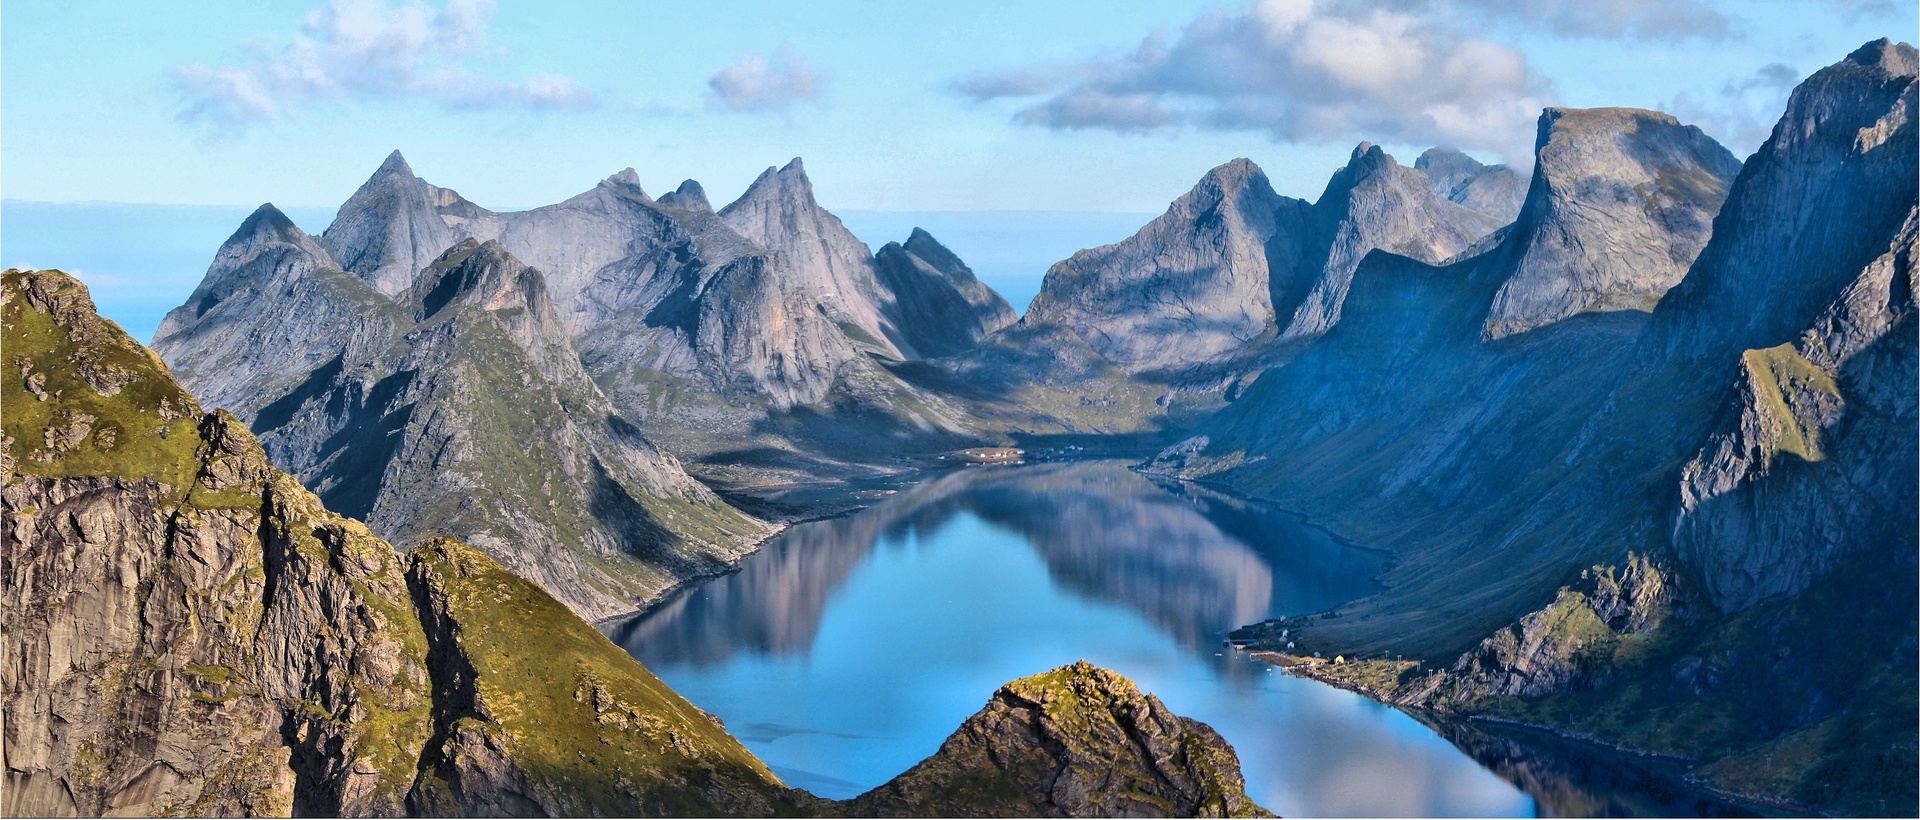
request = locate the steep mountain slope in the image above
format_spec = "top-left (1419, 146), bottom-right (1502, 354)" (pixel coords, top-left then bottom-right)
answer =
top-left (1019, 144), bottom-right (1511, 377)
top-left (1167, 40), bottom-right (1915, 813)
top-left (163, 154), bottom-right (1007, 491)
top-left (872, 228), bottom-right (1019, 359)
top-left (1278, 142), bottom-right (1511, 340)
top-left (1022, 159), bottom-right (1310, 375)
top-left (1481, 108), bottom-right (1741, 340)
top-left (717, 158), bottom-right (915, 359)
top-left (7, 268), bottom-right (1268, 818)
top-left (158, 217), bottom-right (774, 622)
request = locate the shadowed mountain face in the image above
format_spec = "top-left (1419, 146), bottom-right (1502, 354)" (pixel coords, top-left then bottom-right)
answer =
top-left (1023, 159), bottom-right (1310, 375)
top-left (1156, 40), bottom-right (1916, 815)
top-left (1019, 146), bottom-right (1511, 377)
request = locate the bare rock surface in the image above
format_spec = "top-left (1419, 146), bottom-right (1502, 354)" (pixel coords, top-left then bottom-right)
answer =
top-left (1414, 147), bottom-right (1528, 224)
top-left (1480, 108), bottom-right (1741, 340)
top-left (1023, 159), bottom-right (1309, 374)
top-left (159, 219), bottom-right (775, 622)
top-left (872, 228), bottom-right (1020, 359)
top-left (1279, 142), bottom-right (1510, 340)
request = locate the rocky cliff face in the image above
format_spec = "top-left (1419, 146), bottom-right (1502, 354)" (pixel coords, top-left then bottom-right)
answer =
top-left (1023, 159), bottom-right (1309, 375)
top-left (1657, 40), bottom-right (1917, 614)
top-left (872, 228), bottom-right (1019, 359)
top-left (161, 153), bottom-right (1004, 490)
top-left (845, 662), bottom-right (1270, 818)
top-left (1014, 143), bottom-right (1511, 383)
top-left (320, 151), bottom-right (484, 299)
top-left (248, 239), bottom-right (773, 621)
top-left (1279, 142), bottom-right (1509, 340)
top-left (718, 158), bottom-right (914, 359)
top-left (1653, 39), bottom-right (1918, 363)
top-left (1414, 147), bottom-right (1527, 224)
top-left (1480, 108), bottom-right (1741, 340)
top-left (5, 268), bottom-right (435, 816)
top-left (159, 213), bottom-right (776, 622)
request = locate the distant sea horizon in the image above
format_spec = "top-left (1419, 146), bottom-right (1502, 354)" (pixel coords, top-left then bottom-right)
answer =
top-left (3, 200), bottom-right (1154, 345)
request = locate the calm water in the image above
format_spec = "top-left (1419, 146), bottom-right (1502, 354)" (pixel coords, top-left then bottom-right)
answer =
top-left (606, 460), bottom-right (1769, 816)
top-left (607, 460), bottom-right (1545, 815)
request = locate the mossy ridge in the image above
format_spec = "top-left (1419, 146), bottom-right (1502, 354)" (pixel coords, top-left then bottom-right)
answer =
top-left (3, 268), bottom-right (205, 493)
top-left (848, 660), bottom-right (1271, 818)
top-left (1740, 343), bottom-right (1839, 463)
top-left (404, 537), bottom-right (806, 817)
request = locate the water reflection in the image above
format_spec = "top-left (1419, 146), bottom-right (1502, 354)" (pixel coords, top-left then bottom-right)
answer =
top-left (1415, 716), bottom-right (1778, 818)
top-left (615, 461), bottom-right (1384, 666)
top-left (602, 460), bottom-right (1534, 815)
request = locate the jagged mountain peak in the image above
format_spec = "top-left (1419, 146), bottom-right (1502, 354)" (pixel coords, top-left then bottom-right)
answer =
top-left (601, 167), bottom-right (648, 199)
top-left (657, 178), bottom-right (711, 211)
top-left (1848, 36), bottom-right (1917, 74)
top-left (412, 238), bottom-right (544, 319)
top-left (722, 156), bottom-right (817, 215)
top-left (903, 226), bottom-right (961, 267)
top-left (873, 228), bottom-right (1019, 358)
top-left (322, 150), bottom-right (476, 297)
top-left (374, 148), bottom-right (413, 179)
top-left (231, 202), bottom-right (307, 246)
top-left (1023, 157), bottom-right (1309, 373)
top-left (1413, 146), bottom-right (1527, 225)
top-left (1479, 105), bottom-right (1741, 340)
top-left (1650, 38), bottom-right (1916, 362)
top-left (1324, 142), bottom-right (1399, 193)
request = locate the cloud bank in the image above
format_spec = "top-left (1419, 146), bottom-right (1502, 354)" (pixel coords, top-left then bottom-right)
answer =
top-left (173, 0), bottom-right (596, 128)
top-left (959, 0), bottom-right (1555, 162)
top-left (706, 49), bottom-right (824, 113)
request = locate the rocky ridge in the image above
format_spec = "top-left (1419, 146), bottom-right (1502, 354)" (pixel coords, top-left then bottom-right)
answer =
top-left (1481, 107), bottom-right (1741, 340)
top-left (160, 152), bottom-right (999, 492)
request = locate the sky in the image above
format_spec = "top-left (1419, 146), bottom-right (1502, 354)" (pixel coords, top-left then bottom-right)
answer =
top-left (4, 0), bottom-right (1913, 216)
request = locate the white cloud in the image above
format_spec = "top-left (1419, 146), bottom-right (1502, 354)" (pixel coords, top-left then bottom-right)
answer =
top-left (958, 0), bottom-right (1554, 162)
top-left (706, 49), bottom-right (824, 113)
top-left (1662, 62), bottom-right (1802, 158)
top-left (172, 0), bottom-right (597, 128)
top-left (1419, 0), bottom-right (1736, 40)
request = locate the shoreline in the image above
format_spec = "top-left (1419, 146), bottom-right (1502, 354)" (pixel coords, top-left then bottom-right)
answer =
top-left (1245, 650), bottom-right (1825, 817)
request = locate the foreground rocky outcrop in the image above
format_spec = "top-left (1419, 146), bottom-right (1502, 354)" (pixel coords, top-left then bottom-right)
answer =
top-left (5, 268), bottom-right (1266, 818)
top-left (845, 662), bottom-right (1269, 818)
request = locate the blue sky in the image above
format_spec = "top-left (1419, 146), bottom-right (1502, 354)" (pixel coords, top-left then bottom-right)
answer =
top-left (4, 0), bottom-right (1912, 213)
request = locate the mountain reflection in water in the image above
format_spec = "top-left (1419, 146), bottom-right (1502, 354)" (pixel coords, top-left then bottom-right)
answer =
top-left (616, 461), bottom-right (1383, 666)
top-left (603, 460), bottom-right (1537, 815)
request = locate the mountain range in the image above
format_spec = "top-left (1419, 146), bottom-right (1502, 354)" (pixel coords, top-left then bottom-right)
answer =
top-left (9, 35), bottom-right (1913, 818)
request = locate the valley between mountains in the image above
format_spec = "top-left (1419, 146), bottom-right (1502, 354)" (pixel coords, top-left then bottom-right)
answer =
top-left (4, 37), bottom-right (1915, 818)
